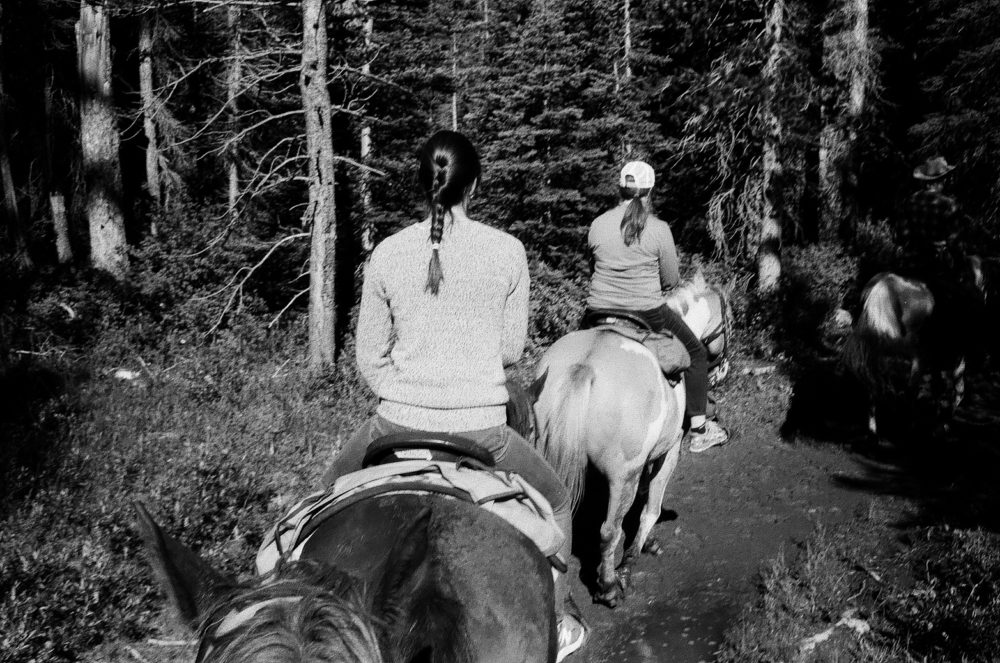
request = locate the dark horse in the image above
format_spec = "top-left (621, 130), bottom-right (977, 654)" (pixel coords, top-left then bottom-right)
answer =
top-left (137, 486), bottom-right (556, 662)
top-left (842, 268), bottom-right (984, 438)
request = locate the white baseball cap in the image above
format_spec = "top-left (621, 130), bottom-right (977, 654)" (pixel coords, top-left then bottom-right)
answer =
top-left (619, 160), bottom-right (655, 189)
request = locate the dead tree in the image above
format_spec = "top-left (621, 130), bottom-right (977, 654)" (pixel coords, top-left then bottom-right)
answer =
top-left (139, 8), bottom-right (162, 235)
top-left (77, 1), bottom-right (127, 278)
top-left (301, 0), bottom-right (337, 366)
top-left (759, 0), bottom-right (784, 294)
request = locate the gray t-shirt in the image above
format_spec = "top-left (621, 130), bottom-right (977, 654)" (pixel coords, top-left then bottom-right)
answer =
top-left (586, 202), bottom-right (680, 311)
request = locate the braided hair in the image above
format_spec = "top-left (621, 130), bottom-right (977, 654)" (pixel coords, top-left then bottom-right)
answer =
top-left (417, 131), bottom-right (481, 295)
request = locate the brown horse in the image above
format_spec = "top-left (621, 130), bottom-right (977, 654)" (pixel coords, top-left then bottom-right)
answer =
top-left (528, 273), bottom-right (728, 607)
top-left (137, 489), bottom-right (556, 663)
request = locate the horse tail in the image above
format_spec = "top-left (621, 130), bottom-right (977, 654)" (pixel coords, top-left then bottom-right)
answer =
top-left (534, 364), bottom-right (594, 513)
top-left (842, 277), bottom-right (899, 392)
top-left (505, 380), bottom-right (537, 441)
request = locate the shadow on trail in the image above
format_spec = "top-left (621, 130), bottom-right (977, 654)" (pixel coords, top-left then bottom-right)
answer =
top-left (0, 360), bottom-right (75, 508)
top-left (782, 353), bottom-right (1000, 533)
top-left (571, 464), bottom-right (679, 599)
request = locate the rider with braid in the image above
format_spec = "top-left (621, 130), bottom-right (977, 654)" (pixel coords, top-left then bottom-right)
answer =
top-left (324, 130), bottom-right (587, 662)
top-left (586, 161), bottom-right (729, 453)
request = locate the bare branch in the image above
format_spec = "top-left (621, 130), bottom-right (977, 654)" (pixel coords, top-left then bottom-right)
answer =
top-left (204, 232), bottom-right (309, 336)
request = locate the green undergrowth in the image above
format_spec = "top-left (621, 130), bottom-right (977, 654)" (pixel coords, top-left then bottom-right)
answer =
top-left (720, 500), bottom-right (1000, 663)
top-left (0, 327), bottom-right (374, 662)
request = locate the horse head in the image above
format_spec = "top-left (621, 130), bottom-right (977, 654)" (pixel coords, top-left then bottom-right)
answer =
top-left (665, 270), bottom-right (731, 384)
top-left (135, 501), bottom-right (440, 663)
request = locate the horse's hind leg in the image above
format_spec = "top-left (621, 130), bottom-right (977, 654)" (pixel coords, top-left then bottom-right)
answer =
top-left (626, 441), bottom-right (680, 563)
top-left (594, 468), bottom-right (641, 608)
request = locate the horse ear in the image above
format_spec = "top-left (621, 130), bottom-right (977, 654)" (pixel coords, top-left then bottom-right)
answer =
top-left (692, 269), bottom-right (707, 290)
top-left (377, 507), bottom-right (433, 619)
top-left (134, 501), bottom-right (233, 629)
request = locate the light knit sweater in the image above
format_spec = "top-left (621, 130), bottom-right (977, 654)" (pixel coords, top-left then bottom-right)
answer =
top-left (356, 217), bottom-right (529, 431)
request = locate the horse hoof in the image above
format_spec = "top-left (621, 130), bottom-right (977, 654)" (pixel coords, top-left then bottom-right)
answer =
top-left (594, 580), bottom-right (624, 608)
top-left (642, 537), bottom-right (664, 556)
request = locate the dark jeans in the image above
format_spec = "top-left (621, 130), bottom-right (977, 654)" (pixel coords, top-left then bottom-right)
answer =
top-left (321, 415), bottom-right (573, 610)
top-left (587, 304), bottom-right (709, 418)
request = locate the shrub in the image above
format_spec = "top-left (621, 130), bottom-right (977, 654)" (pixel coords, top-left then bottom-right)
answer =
top-left (527, 259), bottom-right (587, 352)
top-left (881, 527), bottom-right (1000, 660)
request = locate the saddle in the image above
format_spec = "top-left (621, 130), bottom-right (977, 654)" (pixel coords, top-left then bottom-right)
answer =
top-left (581, 309), bottom-right (691, 379)
top-left (257, 434), bottom-right (566, 575)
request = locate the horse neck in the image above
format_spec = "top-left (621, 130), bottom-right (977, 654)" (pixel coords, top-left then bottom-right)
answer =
top-left (666, 283), bottom-right (712, 337)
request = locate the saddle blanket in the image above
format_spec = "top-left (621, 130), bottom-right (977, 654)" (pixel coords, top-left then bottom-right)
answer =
top-left (593, 323), bottom-right (691, 376)
top-left (256, 460), bottom-right (565, 575)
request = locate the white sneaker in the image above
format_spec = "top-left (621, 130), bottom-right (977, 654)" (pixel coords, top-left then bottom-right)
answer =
top-left (556, 614), bottom-right (587, 662)
top-left (689, 420), bottom-right (729, 453)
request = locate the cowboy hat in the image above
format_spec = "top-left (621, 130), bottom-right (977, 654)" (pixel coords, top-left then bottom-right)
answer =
top-left (913, 156), bottom-right (956, 181)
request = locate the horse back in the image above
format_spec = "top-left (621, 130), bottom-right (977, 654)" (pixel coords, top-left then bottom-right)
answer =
top-left (300, 492), bottom-right (555, 663)
top-left (538, 329), bottom-right (683, 466)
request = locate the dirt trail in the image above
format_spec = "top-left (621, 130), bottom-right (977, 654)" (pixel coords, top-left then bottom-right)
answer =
top-left (564, 360), bottom-right (886, 663)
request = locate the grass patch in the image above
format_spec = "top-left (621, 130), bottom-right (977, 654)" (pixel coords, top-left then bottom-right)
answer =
top-left (720, 500), bottom-right (1000, 663)
top-left (0, 328), bottom-right (374, 662)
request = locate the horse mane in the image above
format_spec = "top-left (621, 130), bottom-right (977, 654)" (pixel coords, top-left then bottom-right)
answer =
top-left (664, 269), bottom-right (711, 317)
top-left (380, 582), bottom-right (472, 663)
top-left (199, 557), bottom-right (472, 663)
top-left (198, 560), bottom-right (383, 663)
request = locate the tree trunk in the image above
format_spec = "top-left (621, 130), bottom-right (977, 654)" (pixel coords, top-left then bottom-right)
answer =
top-left (758, 0), bottom-right (784, 294)
top-left (451, 32), bottom-right (459, 130)
top-left (0, 5), bottom-right (33, 269)
top-left (139, 10), bottom-right (161, 235)
top-left (819, 0), bottom-right (869, 242)
top-left (77, 2), bottom-right (127, 279)
top-left (842, 0), bottom-right (868, 241)
top-left (622, 0), bottom-right (632, 82)
top-left (301, 0), bottom-right (338, 367)
top-left (45, 68), bottom-right (73, 263)
top-left (359, 1), bottom-right (375, 254)
top-left (226, 4), bottom-right (242, 226)
top-left (51, 193), bottom-right (72, 263)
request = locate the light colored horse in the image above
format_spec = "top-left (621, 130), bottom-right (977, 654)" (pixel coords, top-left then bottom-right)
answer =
top-left (665, 271), bottom-right (732, 386)
top-left (842, 271), bottom-right (970, 438)
top-left (530, 272), bottom-right (729, 607)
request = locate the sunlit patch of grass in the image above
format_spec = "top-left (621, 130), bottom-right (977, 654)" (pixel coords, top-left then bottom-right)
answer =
top-left (720, 500), bottom-right (1000, 663)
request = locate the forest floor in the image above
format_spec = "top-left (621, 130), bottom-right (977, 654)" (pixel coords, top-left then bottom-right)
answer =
top-left (81, 352), bottom-right (1000, 663)
top-left (566, 354), bottom-right (1000, 663)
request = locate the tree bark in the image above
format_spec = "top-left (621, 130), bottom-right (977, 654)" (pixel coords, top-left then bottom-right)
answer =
top-left (77, 1), bottom-right (127, 279)
top-left (359, 0), bottom-right (374, 254)
top-left (301, 0), bottom-right (338, 367)
top-left (51, 194), bottom-right (72, 263)
top-left (0, 4), bottom-right (33, 268)
top-left (139, 10), bottom-right (161, 235)
top-left (758, 0), bottom-right (784, 294)
top-left (45, 68), bottom-right (73, 263)
top-left (226, 4), bottom-right (242, 226)
top-left (623, 0), bottom-right (632, 82)
top-left (819, 0), bottom-right (868, 242)
top-left (451, 32), bottom-right (459, 130)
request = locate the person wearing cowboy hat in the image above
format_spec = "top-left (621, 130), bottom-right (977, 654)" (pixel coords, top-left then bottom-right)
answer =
top-left (899, 155), bottom-right (986, 346)
top-left (901, 156), bottom-right (961, 279)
